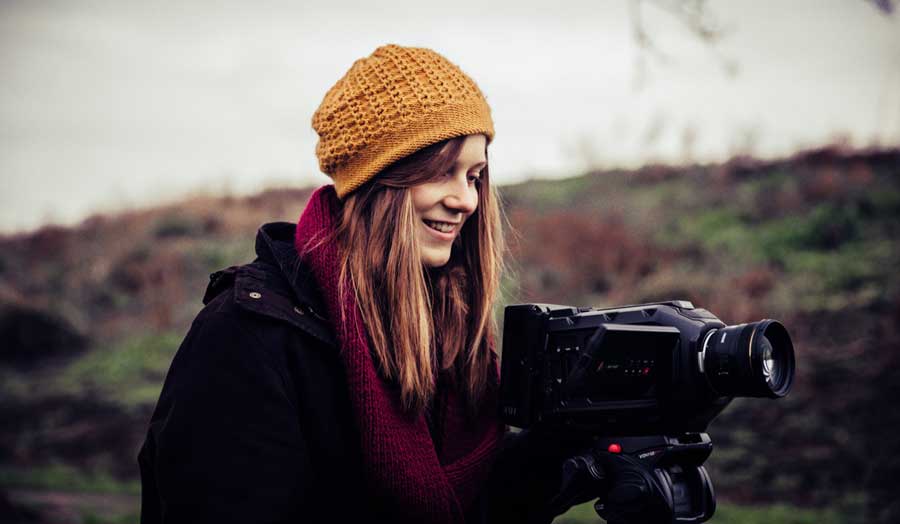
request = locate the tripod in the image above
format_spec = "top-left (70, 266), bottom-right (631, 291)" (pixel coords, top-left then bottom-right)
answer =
top-left (548, 433), bottom-right (716, 524)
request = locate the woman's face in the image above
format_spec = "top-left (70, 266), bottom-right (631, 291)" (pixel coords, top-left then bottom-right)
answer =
top-left (410, 134), bottom-right (487, 268)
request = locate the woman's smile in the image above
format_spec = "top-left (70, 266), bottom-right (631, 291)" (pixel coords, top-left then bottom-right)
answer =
top-left (423, 219), bottom-right (459, 238)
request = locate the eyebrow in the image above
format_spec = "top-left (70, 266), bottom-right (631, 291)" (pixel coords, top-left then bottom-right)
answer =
top-left (454, 160), bottom-right (487, 169)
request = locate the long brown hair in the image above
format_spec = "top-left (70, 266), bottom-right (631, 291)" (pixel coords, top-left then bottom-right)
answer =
top-left (334, 135), bottom-right (504, 416)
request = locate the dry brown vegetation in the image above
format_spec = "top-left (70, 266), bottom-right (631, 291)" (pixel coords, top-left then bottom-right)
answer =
top-left (0, 146), bottom-right (898, 523)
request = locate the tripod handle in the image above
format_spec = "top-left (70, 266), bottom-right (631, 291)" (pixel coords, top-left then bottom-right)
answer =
top-left (537, 436), bottom-right (716, 524)
top-left (592, 450), bottom-right (675, 524)
top-left (542, 452), bottom-right (607, 520)
top-left (590, 448), bottom-right (715, 524)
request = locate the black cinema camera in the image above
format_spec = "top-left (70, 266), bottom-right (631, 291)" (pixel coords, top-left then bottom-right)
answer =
top-left (499, 300), bottom-right (795, 524)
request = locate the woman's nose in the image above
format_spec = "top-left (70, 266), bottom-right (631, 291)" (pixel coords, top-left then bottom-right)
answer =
top-left (444, 175), bottom-right (478, 214)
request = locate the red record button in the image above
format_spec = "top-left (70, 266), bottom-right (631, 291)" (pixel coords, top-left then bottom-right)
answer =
top-left (608, 443), bottom-right (622, 454)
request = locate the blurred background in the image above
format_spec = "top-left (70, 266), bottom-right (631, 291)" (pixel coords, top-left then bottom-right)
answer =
top-left (1, 0), bottom-right (898, 523)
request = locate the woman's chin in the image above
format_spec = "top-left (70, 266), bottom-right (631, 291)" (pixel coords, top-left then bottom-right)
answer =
top-left (420, 247), bottom-right (451, 268)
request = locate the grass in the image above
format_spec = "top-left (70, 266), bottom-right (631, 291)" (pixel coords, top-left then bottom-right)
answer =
top-left (711, 503), bottom-right (850, 524)
top-left (3, 150), bottom-right (897, 523)
top-left (81, 512), bottom-right (140, 524)
top-left (2, 482), bottom-right (858, 524)
top-left (3, 467), bottom-right (141, 524)
top-left (658, 194), bottom-right (899, 312)
top-left (53, 331), bottom-right (182, 409)
top-left (553, 500), bottom-right (854, 524)
top-left (194, 236), bottom-right (256, 274)
top-left (0, 464), bottom-right (140, 494)
top-left (152, 214), bottom-right (206, 238)
top-left (0, 330), bottom-right (176, 406)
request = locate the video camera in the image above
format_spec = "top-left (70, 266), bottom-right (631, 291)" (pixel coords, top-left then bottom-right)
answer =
top-left (499, 300), bottom-right (795, 523)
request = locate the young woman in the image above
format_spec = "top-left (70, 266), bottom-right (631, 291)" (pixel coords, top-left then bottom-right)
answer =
top-left (138, 44), bottom-right (580, 524)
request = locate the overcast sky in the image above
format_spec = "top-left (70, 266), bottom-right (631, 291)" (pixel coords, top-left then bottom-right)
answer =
top-left (2, 0), bottom-right (899, 233)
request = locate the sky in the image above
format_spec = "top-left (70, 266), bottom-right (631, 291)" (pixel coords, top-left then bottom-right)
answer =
top-left (1, 0), bottom-right (899, 233)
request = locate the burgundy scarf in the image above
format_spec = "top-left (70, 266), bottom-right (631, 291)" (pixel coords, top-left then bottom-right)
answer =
top-left (294, 185), bottom-right (504, 523)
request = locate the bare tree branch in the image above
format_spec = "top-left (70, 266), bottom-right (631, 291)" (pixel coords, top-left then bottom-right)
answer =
top-left (866, 0), bottom-right (895, 15)
top-left (628, 0), bottom-right (737, 89)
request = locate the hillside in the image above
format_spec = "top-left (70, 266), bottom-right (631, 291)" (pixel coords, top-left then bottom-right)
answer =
top-left (1, 146), bottom-right (898, 523)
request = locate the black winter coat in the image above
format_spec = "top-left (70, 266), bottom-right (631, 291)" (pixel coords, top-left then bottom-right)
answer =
top-left (138, 222), bottom-right (572, 524)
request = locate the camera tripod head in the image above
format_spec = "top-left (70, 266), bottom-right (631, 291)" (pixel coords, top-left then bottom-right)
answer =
top-left (548, 434), bottom-right (716, 524)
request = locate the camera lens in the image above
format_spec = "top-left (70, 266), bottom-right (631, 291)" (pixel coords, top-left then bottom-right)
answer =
top-left (700, 320), bottom-right (795, 398)
top-left (759, 334), bottom-right (785, 391)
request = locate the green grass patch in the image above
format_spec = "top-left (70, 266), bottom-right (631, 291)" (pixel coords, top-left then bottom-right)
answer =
top-left (152, 214), bottom-right (205, 238)
top-left (55, 331), bottom-right (181, 408)
top-left (0, 331), bottom-right (180, 410)
top-left (0, 464), bottom-right (140, 494)
top-left (81, 512), bottom-right (141, 524)
top-left (669, 202), bottom-right (867, 263)
top-left (757, 203), bottom-right (864, 259)
top-left (712, 502), bottom-right (851, 524)
top-left (662, 196), bottom-right (898, 311)
top-left (552, 501), bottom-right (853, 524)
top-left (508, 176), bottom-right (598, 211)
top-left (671, 208), bottom-right (749, 254)
top-left (553, 500), bottom-right (601, 523)
top-left (81, 511), bottom-right (140, 524)
top-left (0, 367), bottom-right (33, 398)
top-left (195, 236), bottom-right (255, 273)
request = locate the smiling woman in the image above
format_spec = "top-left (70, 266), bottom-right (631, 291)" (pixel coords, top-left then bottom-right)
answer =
top-left (138, 44), bottom-right (576, 524)
top-left (333, 129), bottom-right (499, 420)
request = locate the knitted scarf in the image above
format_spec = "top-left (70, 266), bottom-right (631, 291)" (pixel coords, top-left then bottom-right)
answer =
top-left (294, 185), bottom-right (505, 523)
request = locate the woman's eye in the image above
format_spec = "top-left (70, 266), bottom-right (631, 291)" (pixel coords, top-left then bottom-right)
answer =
top-left (445, 169), bottom-right (482, 183)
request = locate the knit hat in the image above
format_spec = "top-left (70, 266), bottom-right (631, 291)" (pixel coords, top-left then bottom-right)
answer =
top-left (312, 44), bottom-right (495, 198)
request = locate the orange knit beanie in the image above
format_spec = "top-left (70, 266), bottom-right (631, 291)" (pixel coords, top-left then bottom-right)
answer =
top-left (312, 44), bottom-right (495, 198)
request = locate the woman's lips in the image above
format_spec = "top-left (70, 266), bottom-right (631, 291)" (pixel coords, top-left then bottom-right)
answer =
top-left (423, 219), bottom-right (458, 240)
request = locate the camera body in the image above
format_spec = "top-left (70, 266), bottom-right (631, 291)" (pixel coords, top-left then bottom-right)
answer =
top-left (499, 300), bottom-right (794, 436)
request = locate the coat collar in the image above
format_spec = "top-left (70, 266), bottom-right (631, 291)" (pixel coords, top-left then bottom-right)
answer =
top-left (203, 222), bottom-right (336, 348)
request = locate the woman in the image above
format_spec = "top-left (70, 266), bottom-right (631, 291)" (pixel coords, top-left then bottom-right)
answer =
top-left (138, 44), bottom-right (578, 524)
